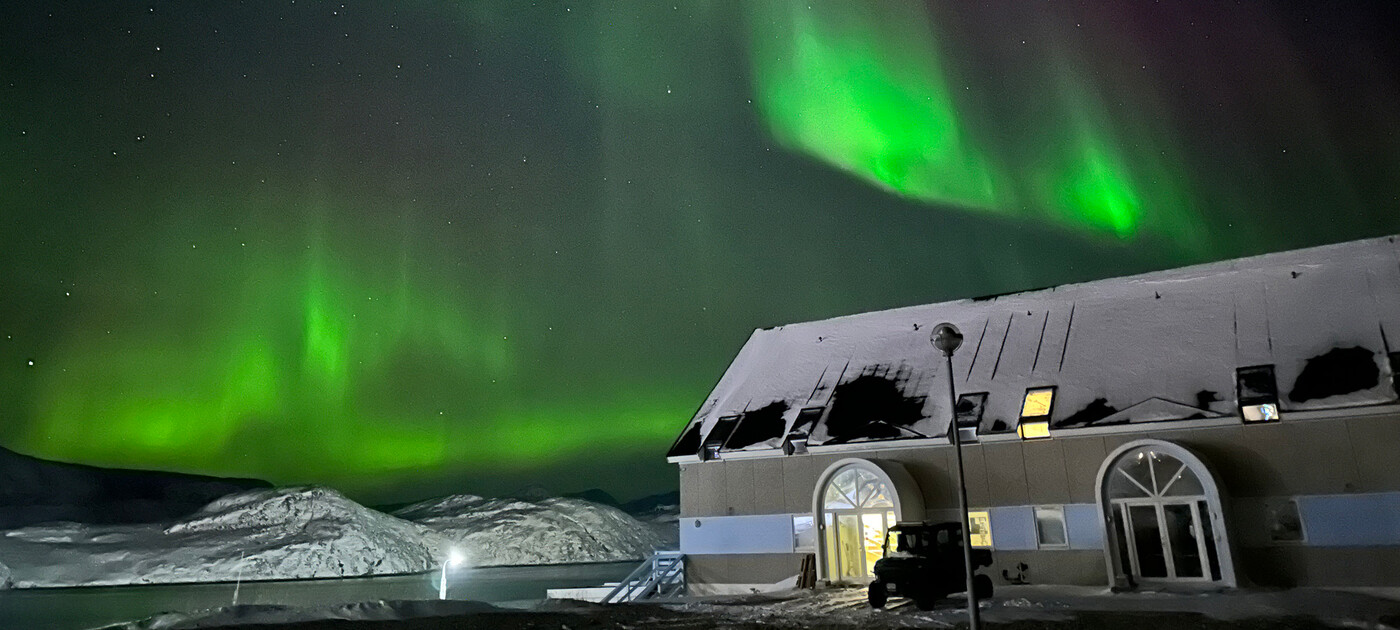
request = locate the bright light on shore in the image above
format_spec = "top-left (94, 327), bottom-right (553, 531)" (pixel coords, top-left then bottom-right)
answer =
top-left (439, 549), bottom-right (466, 600)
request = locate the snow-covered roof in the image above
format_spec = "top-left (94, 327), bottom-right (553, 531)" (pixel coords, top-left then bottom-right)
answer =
top-left (668, 235), bottom-right (1400, 459)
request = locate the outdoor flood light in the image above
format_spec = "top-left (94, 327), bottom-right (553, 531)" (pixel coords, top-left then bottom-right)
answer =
top-left (440, 547), bottom-right (465, 600)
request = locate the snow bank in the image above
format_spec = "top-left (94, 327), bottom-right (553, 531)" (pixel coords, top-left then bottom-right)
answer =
top-left (0, 558), bottom-right (12, 588)
top-left (113, 600), bottom-right (503, 630)
top-left (395, 494), bottom-right (661, 566)
top-left (0, 486), bottom-right (444, 587)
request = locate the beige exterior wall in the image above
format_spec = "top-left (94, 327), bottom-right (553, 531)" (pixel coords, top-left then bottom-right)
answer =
top-left (685, 553), bottom-right (807, 589)
top-left (678, 410), bottom-right (1400, 588)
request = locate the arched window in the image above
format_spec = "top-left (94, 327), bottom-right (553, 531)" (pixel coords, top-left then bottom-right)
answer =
top-left (823, 467), bottom-right (896, 510)
top-left (820, 465), bottom-right (896, 583)
top-left (1106, 449), bottom-right (1206, 500)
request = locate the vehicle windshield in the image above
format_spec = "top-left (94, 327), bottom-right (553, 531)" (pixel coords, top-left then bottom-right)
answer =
top-left (884, 530), bottom-right (920, 555)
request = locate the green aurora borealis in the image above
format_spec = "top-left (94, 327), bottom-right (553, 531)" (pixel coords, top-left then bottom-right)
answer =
top-left (2, 1), bottom-right (1398, 503)
top-left (745, 2), bottom-right (1199, 244)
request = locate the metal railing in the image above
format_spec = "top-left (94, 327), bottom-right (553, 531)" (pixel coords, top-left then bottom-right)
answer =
top-left (600, 551), bottom-right (685, 603)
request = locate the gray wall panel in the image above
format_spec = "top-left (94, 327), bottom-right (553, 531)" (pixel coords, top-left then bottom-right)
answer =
top-left (894, 448), bottom-right (957, 510)
top-left (697, 461), bottom-right (726, 516)
top-left (679, 464), bottom-right (701, 517)
top-left (960, 444), bottom-right (993, 506)
top-left (752, 457), bottom-right (787, 515)
top-left (1237, 546), bottom-right (1307, 587)
top-left (782, 455), bottom-right (817, 513)
top-left (724, 460), bottom-right (757, 515)
top-left (984, 442), bottom-right (1031, 506)
top-left (727, 553), bottom-right (806, 585)
top-left (1022, 439), bottom-right (1072, 505)
top-left (1303, 547), bottom-right (1389, 586)
top-left (1347, 414), bottom-right (1400, 492)
top-left (988, 549), bottom-right (1106, 587)
top-left (1279, 421), bottom-right (1357, 495)
top-left (1059, 436), bottom-right (1107, 503)
top-left (685, 554), bottom-right (729, 587)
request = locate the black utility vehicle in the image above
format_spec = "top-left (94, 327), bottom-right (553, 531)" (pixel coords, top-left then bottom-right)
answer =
top-left (868, 521), bottom-right (994, 610)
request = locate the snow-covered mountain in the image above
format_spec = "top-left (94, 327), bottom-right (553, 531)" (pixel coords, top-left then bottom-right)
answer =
top-left (0, 486), bottom-right (443, 587)
top-left (0, 485), bottom-right (666, 587)
top-left (394, 494), bottom-right (661, 567)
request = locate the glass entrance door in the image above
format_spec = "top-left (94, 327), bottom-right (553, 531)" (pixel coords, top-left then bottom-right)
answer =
top-left (1106, 448), bottom-right (1218, 583)
top-left (1117, 501), bottom-right (1209, 580)
top-left (830, 509), bottom-right (895, 581)
top-left (836, 514), bottom-right (863, 580)
top-left (821, 465), bottom-right (899, 583)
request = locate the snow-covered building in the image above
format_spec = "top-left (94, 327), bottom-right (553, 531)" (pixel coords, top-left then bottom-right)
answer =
top-left (668, 235), bottom-right (1400, 593)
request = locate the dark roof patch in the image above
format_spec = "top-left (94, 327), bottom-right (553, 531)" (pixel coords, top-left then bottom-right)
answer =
top-left (723, 401), bottom-right (790, 451)
top-left (665, 422), bottom-right (704, 458)
top-left (1054, 398), bottom-right (1118, 429)
top-left (1289, 346), bottom-right (1380, 403)
top-left (817, 369), bottom-right (927, 445)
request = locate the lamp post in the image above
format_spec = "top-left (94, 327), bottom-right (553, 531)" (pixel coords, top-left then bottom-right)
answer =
top-left (931, 322), bottom-right (980, 630)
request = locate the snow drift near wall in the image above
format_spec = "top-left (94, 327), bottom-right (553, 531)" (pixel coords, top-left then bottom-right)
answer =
top-left (395, 494), bottom-right (661, 567)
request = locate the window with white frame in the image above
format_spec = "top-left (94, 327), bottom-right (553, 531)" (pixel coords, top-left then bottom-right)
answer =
top-left (1264, 498), bottom-right (1304, 543)
top-left (792, 515), bottom-right (816, 551)
top-left (1034, 505), bottom-right (1068, 548)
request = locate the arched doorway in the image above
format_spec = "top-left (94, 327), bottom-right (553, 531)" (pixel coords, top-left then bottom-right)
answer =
top-left (1095, 440), bottom-right (1236, 588)
top-left (812, 459), bottom-right (923, 584)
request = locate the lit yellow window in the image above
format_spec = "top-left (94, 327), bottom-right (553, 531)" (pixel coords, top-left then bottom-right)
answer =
top-left (1017, 420), bottom-right (1051, 440)
top-left (966, 511), bottom-right (992, 548)
top-left (1021, 388), bottom-right (1054, 417)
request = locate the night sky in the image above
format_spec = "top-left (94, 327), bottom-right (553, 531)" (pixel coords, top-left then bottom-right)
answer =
top-left (2, 1), bottom-right (1398, 505)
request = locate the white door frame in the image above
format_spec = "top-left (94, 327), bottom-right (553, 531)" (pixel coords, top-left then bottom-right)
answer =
top-left (812, 458), bottom-right (924, 584)
top-left (1095, 439), bottom-right (1237, 589)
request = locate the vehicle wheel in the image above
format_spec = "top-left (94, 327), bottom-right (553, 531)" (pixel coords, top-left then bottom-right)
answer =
top-left (914, 591), bottom-right (940, 611)
top-left (974, 573), bottom-right (993, 599)
top-left (868, 581), bottom-right (888, 609)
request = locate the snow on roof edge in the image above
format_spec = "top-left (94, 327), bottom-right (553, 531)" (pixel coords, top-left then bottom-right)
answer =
top-left (670, 234), bottom-right (1400, 460)
top-left (763, 234), bottom-right (1400, 335)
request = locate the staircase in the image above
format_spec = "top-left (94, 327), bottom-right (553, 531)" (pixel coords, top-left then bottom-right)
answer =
top-left (600, 551), bottom-right (686, 603)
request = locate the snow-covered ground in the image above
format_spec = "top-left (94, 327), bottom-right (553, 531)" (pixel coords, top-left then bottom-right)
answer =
top-left (104, 585), bottom-right (1400, 629)
top-left (0, 486), bottom-right (662, 588)
top-left (395, 494), bottom-right (662, 567)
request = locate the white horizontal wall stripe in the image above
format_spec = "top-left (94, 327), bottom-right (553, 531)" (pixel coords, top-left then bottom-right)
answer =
top-left (678, 492), bottom-right (1400, 558)
top-left (1297, 492), bottom-right (1400, 547)
top-left (681, 513), bottom-right (797, 555)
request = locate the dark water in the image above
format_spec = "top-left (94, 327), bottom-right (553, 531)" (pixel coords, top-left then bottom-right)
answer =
top-left (0, 561), bottom-right (637, 630)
